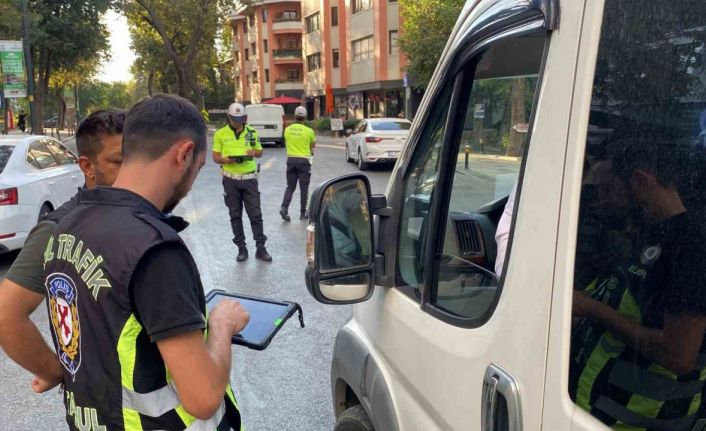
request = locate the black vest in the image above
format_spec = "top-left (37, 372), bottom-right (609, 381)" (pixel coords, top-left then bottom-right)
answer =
top-left (42, 187), bottom-right (240, 431)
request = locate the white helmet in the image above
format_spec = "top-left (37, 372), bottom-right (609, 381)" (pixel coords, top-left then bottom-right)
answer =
top-left (228, 102), bottom-right (247, 121)
top-left (294, 106), bottom-right (307, 118)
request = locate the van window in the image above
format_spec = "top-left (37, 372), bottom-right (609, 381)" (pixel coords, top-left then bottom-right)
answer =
top-left (569, 2), bottom-right (706, 430)
top-left (398, 33), bottom-right (546, 321)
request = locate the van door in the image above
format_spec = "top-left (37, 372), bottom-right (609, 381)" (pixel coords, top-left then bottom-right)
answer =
top-left (546, 1), bottom-right (706, 430)
top-left (351, 2), bottom-right (584, 430)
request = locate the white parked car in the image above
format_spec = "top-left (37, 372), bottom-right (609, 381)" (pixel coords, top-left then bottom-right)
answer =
top-left (0, 135), bottom-right (82, 252)
top-left (345, 118), bottom-right (411, 170)
top-left (245, 104), bottom-right (285, 147)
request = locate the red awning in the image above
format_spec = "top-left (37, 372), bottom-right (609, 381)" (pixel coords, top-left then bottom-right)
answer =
top-left (263, 96), bottom-right (302, 105)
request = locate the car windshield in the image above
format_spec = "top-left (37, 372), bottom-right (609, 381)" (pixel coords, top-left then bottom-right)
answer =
top-left (370, 121), bottom-right (411, 131)
top-left (0, 146), bottom-right (14, 174)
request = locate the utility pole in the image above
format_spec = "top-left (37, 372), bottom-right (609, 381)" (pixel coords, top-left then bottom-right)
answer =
top-left (21, 0), bottom-right (37, 134)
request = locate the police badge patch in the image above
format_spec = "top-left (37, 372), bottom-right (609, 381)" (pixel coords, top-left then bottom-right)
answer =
top-left (640, 245), bottom-right (663, 265)
top-left (46, 273), bottom-right (82, 380)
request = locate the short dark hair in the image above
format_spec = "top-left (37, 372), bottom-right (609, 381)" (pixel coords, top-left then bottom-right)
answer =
top-left (76, 109), bottom-right (126, 159)
top-left (122, 94), bottom-right (207, 162)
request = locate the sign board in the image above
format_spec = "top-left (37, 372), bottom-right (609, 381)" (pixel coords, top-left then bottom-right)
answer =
top-left (473, 103), bottom-right (485, 119)
top-left (0, 41), bottom-right (26, 98)
top-left (330, 118), bottom-right (343, 131)
top-left (512, 123), bottom-right (529, 133)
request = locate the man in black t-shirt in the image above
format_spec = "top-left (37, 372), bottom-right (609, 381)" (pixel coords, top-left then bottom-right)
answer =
top-left (41, 95), bottom-right (250, 430)
top-left (570, 141), bottom-right (706, 430)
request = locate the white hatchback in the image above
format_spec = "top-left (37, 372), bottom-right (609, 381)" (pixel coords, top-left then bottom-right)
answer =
top-left (345, 118), bottom-right (412, 170)
top-left (0, 135), bottom-right (82, 252)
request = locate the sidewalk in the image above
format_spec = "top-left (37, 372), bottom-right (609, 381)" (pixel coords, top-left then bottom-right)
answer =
top-left (316, 134), bottom-right (346, 147)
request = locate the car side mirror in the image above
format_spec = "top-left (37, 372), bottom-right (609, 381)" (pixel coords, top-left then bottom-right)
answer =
top-left (305, 174), bottom-right (375, 304)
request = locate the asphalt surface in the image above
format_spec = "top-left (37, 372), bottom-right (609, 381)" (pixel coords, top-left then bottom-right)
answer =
top-left (0, 135), bottom-right (392, 431)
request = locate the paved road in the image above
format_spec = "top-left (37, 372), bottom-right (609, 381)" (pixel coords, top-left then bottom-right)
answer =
top-left (0, 136), bottom-right (392, 431)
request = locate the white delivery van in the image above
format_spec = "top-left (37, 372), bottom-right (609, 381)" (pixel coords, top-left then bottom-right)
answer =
top-left (245, 104), bottom-right (285, 146)
top-left (305, 1), bottom-right (706, 431)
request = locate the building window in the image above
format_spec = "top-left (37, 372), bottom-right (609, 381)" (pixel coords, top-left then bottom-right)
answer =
top-left (249, 15), bottom-right (254, 27)
top-left (287, 68), bottom-right (300, 80)
top-left (389, 30), bottom-right (399, 55)
top-left (352, 0), bottom-right (372, 14)
top-left (332, 49), bottom-right (340, 68)
top-left (265, 69), bottom-right (270, 83)
top-left (245, 49), bottom-right (249, 60)
top-left (251, 42), bottom-right (256, 56)
top-left (285, 38), bottom-right (299, 49)
top-left (352, 35), bottom-right (374, 62)
top-left (305, 12), bottom-right (320, 33)
top-left (245, 75), bottom-right (249, 87)
top-left (252, 71), bottom-right (258, 83)
top-left (276, 10), bottom-right (298, 22)
top-left (264, 40), bottom-right (269, 53)
top-left (389, 0), bottom-right (397, 2)
top-left (306, 53), bottom-right (321, 71)
top-left (331, 7), bottom-right (339, 27)
top-left (242, 21), bottom-right (247, 33)
top-left (234, 51), bottom-right (239, 62)
top-left (262, 9), bottom-right (268, 23)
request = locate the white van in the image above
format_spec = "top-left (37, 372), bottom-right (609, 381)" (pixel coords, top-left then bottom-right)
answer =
top-left (245, 104), bottom-right (285, 146)
top-left (305, 1), bottom-right (706, 431)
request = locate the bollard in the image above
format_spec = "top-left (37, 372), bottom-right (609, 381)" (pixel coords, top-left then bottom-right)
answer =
top-left (464, 144), bottom-right (470, 170)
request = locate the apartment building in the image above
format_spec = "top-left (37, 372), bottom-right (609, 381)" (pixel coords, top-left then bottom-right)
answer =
top-left (302, 0), bottom-right (406, 119)
top-left (229, 1), bottom-right (305, 105)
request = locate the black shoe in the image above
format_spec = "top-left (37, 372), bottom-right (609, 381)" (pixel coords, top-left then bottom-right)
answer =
top-left (300, 211), bottom-right (308, 220)
top-left (256, 247), bottom-right (272, 262)
top-left (237, 247), bottom-right (248, 262)
top-left (279, 208), bottom-right (291, 222)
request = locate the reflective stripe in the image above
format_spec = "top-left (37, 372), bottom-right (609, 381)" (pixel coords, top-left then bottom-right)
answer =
top-left (180, 401), bottom-right (226, 431)
top-left (117, 314), bottom-right (142, 391)
top-left (609, 359), bottom-right (704, 401)
top-left (595, 395), bottom-right (696, 431)
top-left (122, 408), bottom-right (143, 431)
top-left (122, 382), bottom-right (181, 418)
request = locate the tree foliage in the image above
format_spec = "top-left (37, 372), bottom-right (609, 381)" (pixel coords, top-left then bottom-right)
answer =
top-left (399, 0), bottom-right (465, 89)
top-left (119, 0), bottom-right (234, 108)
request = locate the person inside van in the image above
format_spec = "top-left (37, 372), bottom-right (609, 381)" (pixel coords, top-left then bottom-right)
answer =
top-left (569, 136), bottom-right (706, 431)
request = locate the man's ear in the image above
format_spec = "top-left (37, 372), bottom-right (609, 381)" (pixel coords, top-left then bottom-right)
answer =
top-left (631, 169), bottom-right (656, 189)
top-left (78, 156), bottom-right (95, 185)
top-left (175, 140), bottom-right (195, 168)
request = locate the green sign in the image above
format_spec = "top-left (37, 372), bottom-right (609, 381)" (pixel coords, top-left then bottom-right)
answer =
top-left (0, 41), bottom-right (27, 98)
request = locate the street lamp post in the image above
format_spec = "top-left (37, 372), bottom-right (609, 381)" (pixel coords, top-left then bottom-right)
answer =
top-left (21, 0), bottom-right (37, 134)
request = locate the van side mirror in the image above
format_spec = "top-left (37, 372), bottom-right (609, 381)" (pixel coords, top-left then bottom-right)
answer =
top-left (305, 174), bottom-right (375, 304)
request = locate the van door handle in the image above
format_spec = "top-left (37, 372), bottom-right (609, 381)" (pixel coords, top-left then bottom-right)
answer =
top-left (482, 364), bottom-right (522, 431)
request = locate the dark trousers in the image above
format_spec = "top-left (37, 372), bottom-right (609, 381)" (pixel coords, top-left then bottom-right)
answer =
top-left (222, 177), bottom-right (267, 248)
top-left (281, 157), bottom-right (312, 214)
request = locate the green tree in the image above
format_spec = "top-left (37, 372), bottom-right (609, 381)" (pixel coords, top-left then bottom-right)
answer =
top-left (399, 0), bottom-right (465, 89)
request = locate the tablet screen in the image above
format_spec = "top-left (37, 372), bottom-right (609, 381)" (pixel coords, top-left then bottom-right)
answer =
top-left (206, 292), bottom-right (292, 347)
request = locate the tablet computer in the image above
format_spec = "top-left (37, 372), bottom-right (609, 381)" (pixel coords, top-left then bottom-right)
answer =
top-left (205, 290), bottom-right (304, 350)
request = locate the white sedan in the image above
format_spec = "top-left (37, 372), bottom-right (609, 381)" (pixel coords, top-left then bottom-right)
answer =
top-left (345, 118), bottom-right (412, 170)
top-left (0, 135), bottom-right (83, 252)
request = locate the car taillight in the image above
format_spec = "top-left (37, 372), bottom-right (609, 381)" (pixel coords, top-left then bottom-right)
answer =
top-left (365, 136), bottom-right (384, 143)
top-left (0, 188), bottom-right (18, 205)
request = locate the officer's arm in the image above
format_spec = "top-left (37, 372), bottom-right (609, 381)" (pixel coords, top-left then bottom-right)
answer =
top-left (0, 280), bottom-right (63, 384)
top-left (212, 151), bottom-right (231, 165)
top-left (574, 292), bottom-right (706, 375)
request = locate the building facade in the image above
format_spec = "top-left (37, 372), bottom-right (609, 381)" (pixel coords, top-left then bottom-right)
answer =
top-left (229, 0), bottom-right (306, 104)
top-left (229, 0), bottom-right (407, 119)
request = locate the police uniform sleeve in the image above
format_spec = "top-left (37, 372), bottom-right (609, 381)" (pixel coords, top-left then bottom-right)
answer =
top-left (4, 221), bottom-right (55, 295)
top-left (661, 238), bottom-right (706, 317)
top-left (131, 242), bottom-right (206, 342)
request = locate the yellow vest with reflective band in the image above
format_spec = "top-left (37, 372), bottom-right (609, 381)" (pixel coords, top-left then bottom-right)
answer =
top-left (214, 124), bottom-right (262, 174)
top-left (284, 123), bottom-right (315, 158)
top-left (572, 276), bottom-right (706, 431)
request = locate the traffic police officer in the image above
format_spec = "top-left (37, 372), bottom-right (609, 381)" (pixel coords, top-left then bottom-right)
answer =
top-left (279, 106), bottom-right (316, 221)
top-left (42, 95), bottom-right (248, 430)
top-left (213, 102), bottom-right (272, 262)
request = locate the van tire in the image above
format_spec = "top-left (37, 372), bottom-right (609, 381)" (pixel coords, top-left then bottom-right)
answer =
top-left (334, 405), bottom-right (375, 431)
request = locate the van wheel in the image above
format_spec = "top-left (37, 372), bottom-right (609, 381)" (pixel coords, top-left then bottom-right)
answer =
top-left (357, 149), bottom-right (369, 171)
top-left (346, 143), bottom-right (354, 163)
top-left (334, 405), bottom-right (375, 431)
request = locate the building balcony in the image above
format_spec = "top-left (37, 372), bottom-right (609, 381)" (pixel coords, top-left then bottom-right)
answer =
top-left (275, 80), bottom-right (304, 91)
top-left (272, 19), bottom-right (303, 34)
top-left (272, 49), bottom-right (302, 64)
